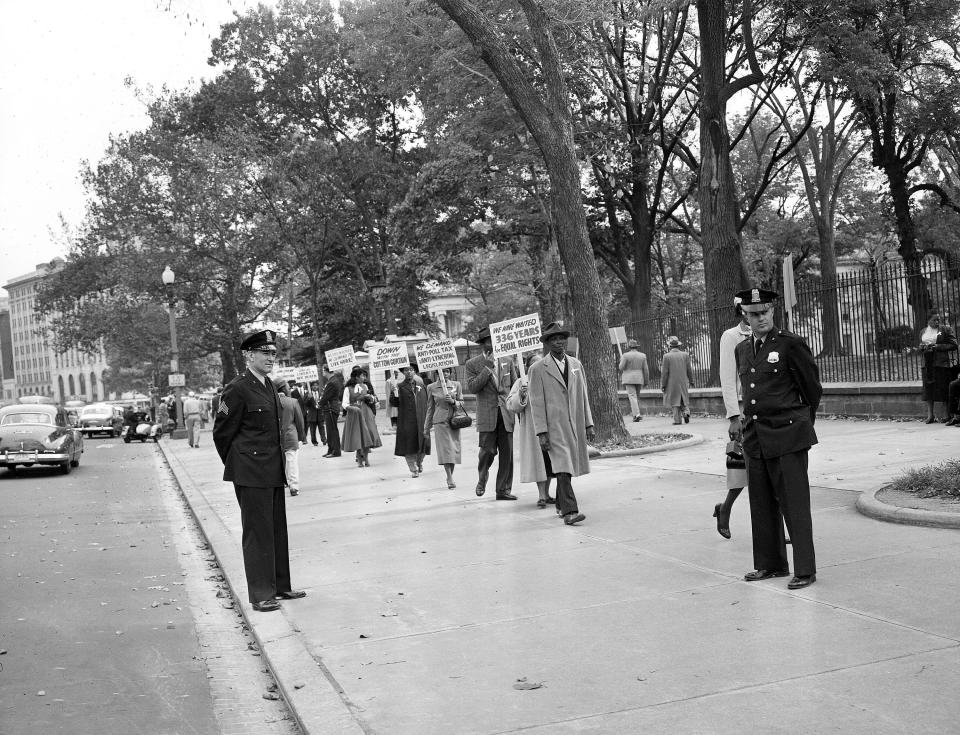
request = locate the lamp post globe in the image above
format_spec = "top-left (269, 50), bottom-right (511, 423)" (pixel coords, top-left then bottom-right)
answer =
top-left (162, 266), bottom-right (187, 439)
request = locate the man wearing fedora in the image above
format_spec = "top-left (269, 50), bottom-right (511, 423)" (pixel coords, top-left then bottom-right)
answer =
top-left (527, 322), bottom-right (594, 525)
top-left (733, 288), bottom-right (822, 590)
top-left (465, 326), bottom-right (518, 499)
top-left (213, 330), bottom-right (307, 612)
top-left (618, 338), bottom-right (650, 422)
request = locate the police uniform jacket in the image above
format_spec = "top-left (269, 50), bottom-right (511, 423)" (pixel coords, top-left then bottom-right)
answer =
top-left (213, 369), bottom-right (285, 487)
top-left (736, 328), bottom-right (822, 460)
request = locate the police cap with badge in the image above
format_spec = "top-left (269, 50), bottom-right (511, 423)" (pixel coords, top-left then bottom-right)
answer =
top-left (734, 287), bottom-right (778, 311)
top-left (241, 330), bottom-right (277, 351)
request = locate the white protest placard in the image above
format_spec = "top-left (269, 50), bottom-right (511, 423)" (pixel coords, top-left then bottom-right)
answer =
top-left (608, 326), bottom-right (627, 345)
top-left (325, 345), bottom-right (356, 372)
top-left (489, 313), bottom-right (542, 360)
top-left (272, 366), bottom-right (297, 382)
top-left (295, 365), bottom-right (319, 384)
top-left (369, 342), bottom-right (410, 372)
top-left (413, 339), bottom-right (459, 373)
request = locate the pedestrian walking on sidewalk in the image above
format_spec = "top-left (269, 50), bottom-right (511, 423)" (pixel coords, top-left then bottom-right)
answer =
top-left (465, 326), bottom-right (517, 500)
top-left (212, 330), bottom-right (307, 613)
top-left (714, 298), bottom-right (752, 539)
top-left (274, 378), bottom-right (306, 496)
top-left (734, 288), bottom-right (822, 591)
top-left (395, 364), bottom-right (429, 477)
top-left (507, 353), bottom-right (555, 509)
top-left (527, 322), bottom-right (594, 526)
top-left (423, 367), bottom-right (463, 488)
top-left (618, 339), bottom-right (650, 422)
top-left (319, 364), bottom-right (344, 458)
top-left (341, 366), bottom-right (381, 468)
top-left (660, 336), bottom-right (692, 425)
top-left (304, 381), bottom-right (323, 446)
top-left (183, 392), bottom-right (203, 448)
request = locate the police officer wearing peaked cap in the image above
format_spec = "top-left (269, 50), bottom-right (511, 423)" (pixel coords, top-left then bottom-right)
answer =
top-left (733, 288), bottom-right (822, 591)
top-left (213, 329), bottom-right (307, 612)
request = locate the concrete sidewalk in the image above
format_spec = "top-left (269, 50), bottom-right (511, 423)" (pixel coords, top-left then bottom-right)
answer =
top-left (161, 416), bottom-right (960, 734)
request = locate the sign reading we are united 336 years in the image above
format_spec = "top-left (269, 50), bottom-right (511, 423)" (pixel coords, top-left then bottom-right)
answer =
top-left (490, 313), bottom-right (541, 360)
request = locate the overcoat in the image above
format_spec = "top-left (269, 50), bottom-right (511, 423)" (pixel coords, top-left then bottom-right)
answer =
top-left (278, 395), bottom-right (305, 451)
top-left (394, 378), bottom-right (429, 456)
top-left (465, 353), bottom-right (516, 432)
top-left (735, 328), bottom-right (822, 460)
top-left (660, 348), bottom-right (692, 407)
top-left (506, 378), bottom-right (548, 483)
top-left (213, 369), bottom-right (285, 487)
top-left (527, 355), bottom-right (593, 477)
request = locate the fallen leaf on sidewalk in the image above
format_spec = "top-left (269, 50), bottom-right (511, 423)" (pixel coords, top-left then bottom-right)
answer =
top-left (513, 677), bottom-right (544, 690)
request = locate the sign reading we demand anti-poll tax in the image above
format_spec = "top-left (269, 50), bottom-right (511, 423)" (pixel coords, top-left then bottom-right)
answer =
top-left (489, 313), bottom-right (542, 360)
top-left (369, 342), bottom-right (411, 372)
top-left (413, 339), bottom-right (459, 373)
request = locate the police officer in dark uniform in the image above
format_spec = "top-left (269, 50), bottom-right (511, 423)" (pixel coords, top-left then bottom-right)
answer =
top-left (213, 330), bottom-right (307, 612)
top-left (732, 288), bottom-right (822, 590)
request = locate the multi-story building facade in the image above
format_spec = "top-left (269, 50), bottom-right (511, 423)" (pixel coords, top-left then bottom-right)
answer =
top-left (0, 297), bottom-right (15, 402)
top-left (3, 259), bottom-right (109, 403)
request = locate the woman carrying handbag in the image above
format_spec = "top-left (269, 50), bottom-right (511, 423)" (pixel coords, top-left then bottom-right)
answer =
top-left (424, 367), bottom-right (466, 488)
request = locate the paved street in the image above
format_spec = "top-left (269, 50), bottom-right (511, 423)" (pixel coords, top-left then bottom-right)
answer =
top-left (162, 414), bottom-right (960, 735)
top-left (0, 439), bottom-right (300, 735)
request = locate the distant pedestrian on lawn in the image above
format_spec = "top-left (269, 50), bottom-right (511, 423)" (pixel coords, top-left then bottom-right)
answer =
top-left (660, 336), bottom-right (693, 425)
top-left (734, 288), bottom-right (822, 591)
top-left (527, 322), bottom-right (594, 526)
top-left (618, 339), bottom-right (650, 422)
top-left (212, 330), bottom-right (307, 613)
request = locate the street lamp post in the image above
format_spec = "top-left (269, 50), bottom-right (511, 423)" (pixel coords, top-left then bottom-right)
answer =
top-left (161, 266), bottom-right (187, 439)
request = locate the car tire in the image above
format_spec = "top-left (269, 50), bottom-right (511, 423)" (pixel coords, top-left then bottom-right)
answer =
top-left (6, 465), bottom-right (17, 475)
top-left (123, 436), bottom-right (131, 444)
top-left (60, 460), bottom-right (72, 475)
top-left (70, 458), bottom-right (80, 467)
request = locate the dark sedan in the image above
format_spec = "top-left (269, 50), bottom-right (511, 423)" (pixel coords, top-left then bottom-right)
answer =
top-left (0, 404), bottom-right (84, 474)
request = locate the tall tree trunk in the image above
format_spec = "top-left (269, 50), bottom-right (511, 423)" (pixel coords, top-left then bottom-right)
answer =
top-left (433, 0), bottom-right (627, 440)
top-left (697, 0), bottom-right (751, 384)
top-left (885, 160), bottom-right (932, 328)
top-left (817, 218), bottom-right (842, 354)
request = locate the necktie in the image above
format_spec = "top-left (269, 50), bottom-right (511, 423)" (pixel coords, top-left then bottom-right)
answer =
top-left (754, 338), bottom-right (762, 356)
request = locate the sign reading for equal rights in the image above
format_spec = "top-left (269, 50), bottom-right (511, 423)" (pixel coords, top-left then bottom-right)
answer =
top-left (413, 339), bottom-right (459, 373)
top-left (369, 342), bottom-right (411, 372)
top-left (489, 313), bottom-right (542, 359)
top-left (325, 345), bottom-right (356, 372)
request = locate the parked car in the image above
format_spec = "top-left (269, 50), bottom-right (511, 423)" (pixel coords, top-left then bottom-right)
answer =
top-left (121, 411), bottom-right (163, 443)
top-left (0, 404), bottom-right (84, 474)
top-left (78, 403), bottom-right (124, 437)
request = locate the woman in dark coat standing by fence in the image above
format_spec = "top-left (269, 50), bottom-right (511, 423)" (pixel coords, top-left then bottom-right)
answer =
top-left (919, 311), bottom-right (958, 423)
top-left (395, 365), bottom-right (430, 477)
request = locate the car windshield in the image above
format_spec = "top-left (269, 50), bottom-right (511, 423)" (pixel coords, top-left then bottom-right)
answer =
top-left (1, 412), bottom-right (54, 426)
top-left (80, 406), bottom-right (111, 417)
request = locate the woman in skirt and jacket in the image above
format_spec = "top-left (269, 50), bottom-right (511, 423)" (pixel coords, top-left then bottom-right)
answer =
top-left (423, 367), bottom-right (463, 489)
top-left (341, 366), bottom-right (381, 467)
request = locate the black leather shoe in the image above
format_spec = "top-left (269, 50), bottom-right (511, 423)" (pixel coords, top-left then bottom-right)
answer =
top-left (275, 590), bottom-right (307, 600)
top-left (324, 452), bottom-right (341, 458)
top-left (496, 493), bottom-right (518, 500)
top-left (252, 599), bottom-right (281, 612)
top-left (787, 574), bottom-right (816, 589)
top-left (563, 512), bottom-right (585, 525)
top-left (744, 569), bottom-right (789, 582)
top-left (475, 484), bottom-right (486, 497)
top-left (713, 503), bottom-right (731, 539)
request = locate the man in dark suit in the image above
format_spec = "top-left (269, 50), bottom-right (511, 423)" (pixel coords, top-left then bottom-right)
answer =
top-left (304, 380), bottom-right (323, 446)
top-left (318, 364), bottom-right (344, 457)
top-left (213, 330), bottom-right (307, 612)
top-left (732, 288), bottom-right (822, 590)
top-left (465, 326), bottom-right (518, 499)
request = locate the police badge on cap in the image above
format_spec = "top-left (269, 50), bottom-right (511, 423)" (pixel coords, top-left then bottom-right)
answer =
top-left (240, 330), bottom-right (277, 351)
top-left (734, 288), bottom-right (779, 305)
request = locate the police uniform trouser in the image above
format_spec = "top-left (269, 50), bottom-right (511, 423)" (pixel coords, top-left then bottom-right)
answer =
top-left (747, 450), bottom-right (816, 577)
top-left (234, 485), bottom-right (292, 603)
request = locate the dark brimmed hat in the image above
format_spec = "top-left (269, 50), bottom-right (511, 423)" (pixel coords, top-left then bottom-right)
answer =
top-left (734, 288), bottom-right (779, 306)
top-left (540, 322), bottom-right (570, 342)
top-left (627, 338), bottom-right (639, 348)
top-left (477, 326), bottom-right (491, 343)
top-left (240, 330), bottom-right (277, 351)
top-left (667, 335), bottom-right (681, 348)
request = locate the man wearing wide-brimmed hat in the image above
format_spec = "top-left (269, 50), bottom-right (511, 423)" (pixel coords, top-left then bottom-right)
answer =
top-left (213, 329), bottom-right (307, 613)
top-left (618, 338), bottom-right (650, 422)
top-left (527, 321), bottom-right (594, 526)
top-left (465, 325), bottom-right (518, 499)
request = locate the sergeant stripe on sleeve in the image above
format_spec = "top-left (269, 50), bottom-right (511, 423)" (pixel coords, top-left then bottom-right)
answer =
top-left (218, 401), bottom-right (229, 416)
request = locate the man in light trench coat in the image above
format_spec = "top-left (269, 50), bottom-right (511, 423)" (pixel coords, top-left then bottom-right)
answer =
top-left (527, 322), bottom-right (595, 526)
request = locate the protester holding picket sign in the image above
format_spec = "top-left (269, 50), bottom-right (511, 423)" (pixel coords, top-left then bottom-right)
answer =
top-left (423, 367), bottom-right (464, 489)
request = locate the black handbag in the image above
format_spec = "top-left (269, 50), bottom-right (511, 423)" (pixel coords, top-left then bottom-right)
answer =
top-left (447, 401), bottom-right (473, 430)
top-left (725, 440), bottom-right (745, 470)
